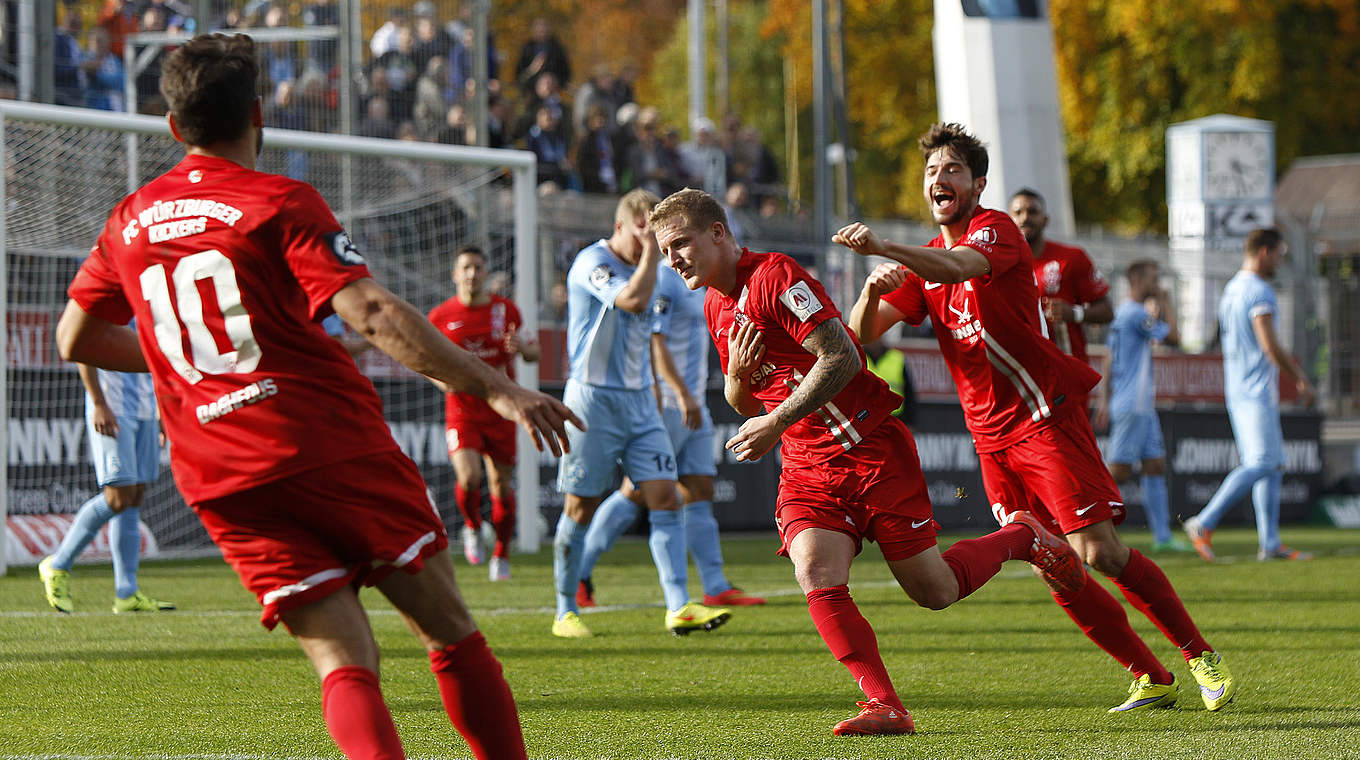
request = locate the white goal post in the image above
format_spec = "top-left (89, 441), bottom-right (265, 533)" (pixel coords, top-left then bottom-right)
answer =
top-left (1, 101), bottom-right (544, 577)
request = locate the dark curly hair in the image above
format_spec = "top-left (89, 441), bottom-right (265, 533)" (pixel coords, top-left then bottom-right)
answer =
top-left (159, 34), bottom-right (259, 147)
top-left (918, 122), bottom-right (989, 179)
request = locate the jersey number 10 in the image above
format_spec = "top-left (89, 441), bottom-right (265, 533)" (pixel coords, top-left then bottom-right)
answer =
top-left (139, 249), bottom-right (262, 384)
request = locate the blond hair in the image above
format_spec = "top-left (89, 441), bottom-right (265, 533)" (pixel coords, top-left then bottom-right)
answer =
top-left (648, 188), bottom-right (729, 236)
top-left (615, 188), bottom-right (661, 225)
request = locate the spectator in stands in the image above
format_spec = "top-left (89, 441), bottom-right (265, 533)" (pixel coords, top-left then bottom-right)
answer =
top-left (730, 126), bottom-right (780, 200)
top-left (624, 107), bottom-right (681, 196)
top-left (576, 104), bottom-right (618, 194)
top-left (526, 105), bottom-right (574, 191)
top-left (266, 80), bottom-right (309, 180)
top-left (679, 116), bottom-right (728, 196)
top-left (262, 4), bottom-right (298, 92)
top-left (370, 7), bottom-right (409, 59)
top-left (436, 103), bottom-right (469, 145)
top-left (484, 95), bottom-right (511, 148)
top-left (98, 0), bottom-right (138, 59)
top-left (135, 5), bottom-right (170, 113)
top-left (414, 56), bottom-right (450, 141)
top-left (447, 5), bottom-right (500, 89)
top-left (573, 64), bottom-right (620, 134)
top-left (411, 1), bottom-right (455, 77)
top-left (54, 7), bottom-right (86, 107)
top-left (301, 0), bottom-right (338, 71)
top-left (612, 102), bottom-right (640, 174)
top-left (376, 26), bottom-right (419, 123)
top-left (612, 61), bottom-right (639, 106)
top-left (515, 17), bottom-right (570, 92)
top-left (82, 27), bottom-right (125, 112)
top-left (516, 71), bottom-right (567, 142)
top-left (358, 95), bottom-right (396, 140)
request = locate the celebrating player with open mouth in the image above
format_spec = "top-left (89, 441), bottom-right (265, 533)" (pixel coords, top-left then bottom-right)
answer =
top-left (839, 122), bottom-right (1236, 714)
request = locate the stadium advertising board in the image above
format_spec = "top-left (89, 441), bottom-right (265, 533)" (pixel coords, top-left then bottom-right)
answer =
top-left (4, 368), bottom-right (1326, 563)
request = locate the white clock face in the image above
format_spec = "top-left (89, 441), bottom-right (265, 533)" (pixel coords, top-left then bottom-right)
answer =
top-left (1204, 131), bottom-right (1272, 200)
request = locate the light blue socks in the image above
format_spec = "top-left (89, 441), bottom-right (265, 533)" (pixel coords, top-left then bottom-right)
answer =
top-left (553, 512), bottom-right (588, 619)
top-left (111, 507), bottom-right (141, 599)
top-left (1140, 475), bottom-right (1171, 544)
top-left (683, 501), bottom-right (731, 597)
top-left (51, 493), bottom-right (115, 571)
top-left (646, 509), bottom-right (689, 612)
top-left (578, 490), bottom-right (640, 582)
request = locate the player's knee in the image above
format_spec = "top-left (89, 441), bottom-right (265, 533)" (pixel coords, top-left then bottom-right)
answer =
top-left (912, 587), bottom-right (955, 611)
top-left (679, 476), bottom-right (714, 503)
top-left (1081, 542), bottom-right (1127, 576)
top-left (455, 473), bottom-right (483, 493)
top-left (103, 485), bottom-right (144, 511)
top-left (1108, 462), bottom-right (1134, 483)
top-left (1141, 458), bottom-right (1166, 476)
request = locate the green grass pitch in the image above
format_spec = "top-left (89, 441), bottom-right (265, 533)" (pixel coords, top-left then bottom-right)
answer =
top-left (2, 527), bottom-right (1358, 759)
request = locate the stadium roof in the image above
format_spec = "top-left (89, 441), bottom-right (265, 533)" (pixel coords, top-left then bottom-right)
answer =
top-left (1276, 154), bottom-right (1360, 252)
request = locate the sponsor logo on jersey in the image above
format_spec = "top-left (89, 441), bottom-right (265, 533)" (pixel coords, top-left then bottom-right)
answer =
top-left (1042, 259), bottom-right (1062, 295)
top-left (325, 231), bottom-right (366, 266)
top-left (948, 297), bottom-right (983, 343)
top-left (778, 281), bottom-right (824, 322)
top-left (188, 169), bottom-right (203, 183)
top-left (446, 321), bottom-right (464, 330)
top-left (654, 296), bottom-right (671, 315)
top-left (749, 361), bottom-right (777, 388)
top-left (590, 264), bottom-right (614, 289)
top-left (968, 226), bottom-right (997, 246)
top-left (195, 378), bottom-right (279, 424)
top-left (924, 281), bottom-right (943, 290)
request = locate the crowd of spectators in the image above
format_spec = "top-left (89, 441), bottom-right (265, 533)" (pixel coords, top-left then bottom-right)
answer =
top-left (42, 1), bottom-right (787, 211)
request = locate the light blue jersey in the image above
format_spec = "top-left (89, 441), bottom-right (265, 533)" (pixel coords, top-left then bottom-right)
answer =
top-left (566, 240), bottom-right (658, 390)
top-left (1219, 271), bottom-right (1278, 407)
top-left (652, 266), bottom-right (709, 409)
top-left (93, 368), bottom-right (156, 420)
top-left (1108, 300), bottom-right (1170, 415)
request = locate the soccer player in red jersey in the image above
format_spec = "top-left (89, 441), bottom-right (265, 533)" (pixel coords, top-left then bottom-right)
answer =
top-left (651, 188), bottom-right (1085, 736)
top-left (428, 245), bottom-right (539, 580)
top-left (55, 34), bottom-right (582, 760)
top-left (839, 122), bottom-right (1237, 713)
top-left (1008, 187), bottom-right (1112, 363)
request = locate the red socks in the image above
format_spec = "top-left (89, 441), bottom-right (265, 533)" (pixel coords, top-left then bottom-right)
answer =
top-left (806, 585), bottom-right (905, 712)
top-left (1114, 549), bottom-right (1212, 661)
top-left (321, 666), bottom-right (404, 760)
top-left (428, 631), bottom-right (527, 760)
top-left (490, 493), bottom-right (516, 559)
top-left (942, 523), bottom-right (1032, 600)
top-left (454, 484), bottom-right (481, 530)
top-left (1051, 576), bottom-right (1174, 684)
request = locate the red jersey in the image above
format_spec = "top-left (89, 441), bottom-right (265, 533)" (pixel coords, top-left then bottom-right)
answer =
top-left (68, 154), bottom-right (400, 503)
top-left (1032, 240), bottom-right (1109, 363)
top-left (428, 294), bottom-right (522, 424)
top-left (707, 250), bottom-right (899, 466)
top-left (881, 207), bottom-right (1099, 453)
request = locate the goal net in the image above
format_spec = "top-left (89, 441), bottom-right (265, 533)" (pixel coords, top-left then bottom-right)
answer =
top-left (1, 101), bottom-right (541, 575)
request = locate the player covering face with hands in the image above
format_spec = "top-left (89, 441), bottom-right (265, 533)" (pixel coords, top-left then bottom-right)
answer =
top-left (652, 187), bottom-right (1086, 736)
top-left (57, 33), bottom-right (581, 760)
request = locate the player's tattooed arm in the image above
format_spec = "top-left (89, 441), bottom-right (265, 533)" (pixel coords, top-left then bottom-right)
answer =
top-left (775, 318), bottom-right (861, 427)
top-left (726, 318), bottom-right (860, 462)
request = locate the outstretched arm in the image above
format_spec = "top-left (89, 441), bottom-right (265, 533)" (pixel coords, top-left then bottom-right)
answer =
top-left (332, 277), bottom-right (583, 454)
top-left (834, 222), bottom-right (990, 284)
top-left (725, 318), bottom-right (861, 462)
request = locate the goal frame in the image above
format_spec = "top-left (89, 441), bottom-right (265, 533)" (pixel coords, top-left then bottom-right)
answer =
top-left (0, 101), bottom-right (543, 576)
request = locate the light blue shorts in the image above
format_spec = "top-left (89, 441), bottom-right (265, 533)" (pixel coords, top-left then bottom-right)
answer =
top-left (1227, 400), bottom-right (1284, 469)
top-left (662, 404), bottom-right (718, 478)
top-left (557, 380), bottom-right (677, 496)
top-left (87, 411), bottom-right (159, 487)
top-left (1108, 411), bottom-right (1165, 464)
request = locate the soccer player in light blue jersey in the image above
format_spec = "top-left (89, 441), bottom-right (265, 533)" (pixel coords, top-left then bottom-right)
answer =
top-left (575, 263), bottom-right (767, 610)
top-left (1184, 228), bottom-right (1317, 562)
top-left (1095, 260), bottom-right (1190, 553)
top-left (551, 189), bottom-right (732, 638)
top-left (39, 358), bottom-right (175, 613)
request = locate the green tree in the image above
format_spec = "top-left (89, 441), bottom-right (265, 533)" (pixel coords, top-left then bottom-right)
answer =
top-left (1051, 0), bottom-right (1360, 231)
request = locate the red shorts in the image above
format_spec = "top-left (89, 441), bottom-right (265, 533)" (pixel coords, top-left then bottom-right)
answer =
top-left (192, 450), bottom-right (449, 630)
top-left (978, 409), bottom-right (1126, 536)
top-left (775, 417), bottom-right (937, 562)
top-left (445, 413), bottom-right (517, 465)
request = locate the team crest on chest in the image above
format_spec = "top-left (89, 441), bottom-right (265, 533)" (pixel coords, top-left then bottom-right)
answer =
top-left (1042, 260), bottom-right (1062, 295)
